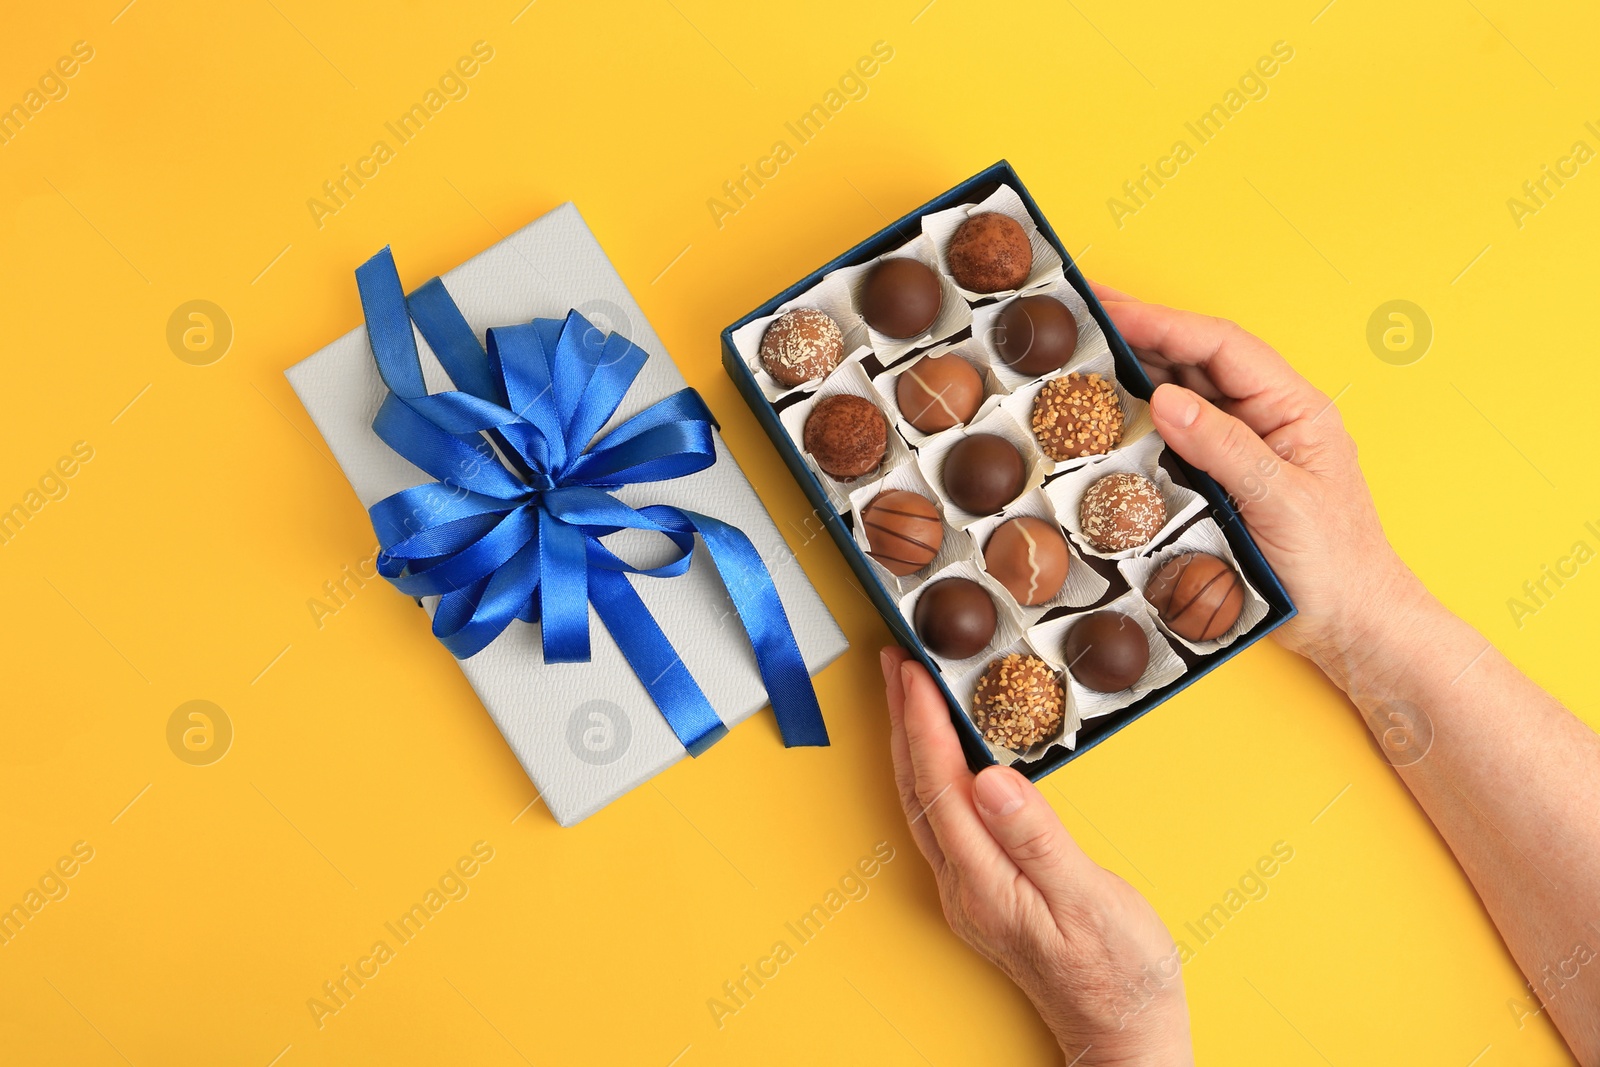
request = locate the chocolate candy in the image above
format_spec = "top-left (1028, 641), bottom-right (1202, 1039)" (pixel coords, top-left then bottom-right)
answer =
top-left (1079, 472), bottom-right (1165, 553)
top-left (1063, 611), bottom-right (1149, 693)
top-left (861, 257), bottom-right (942, 339)
top-left (759, 308), bottom-right (843, 387)
top-left (947, 212), bottom-right (1031, 293)
top-left (862, 490), bottom-right (943, 577)
top-left (994, 295), bottom-right (1078, 376)
top-left (1032, 372), bottom-right (1123, 461)
top-left (802, 394), bottom-right (887, 480)
top-left (1145, 552), bottom-right (1244, 642)
top-left (972, 653), bottom-right (1064, 750)
top-left (942, 434), bottom-right (1025, 515)
top-left (913, 577), bottom-right (997, 660)
top-left (983, 517), bottom-right (1069, 606)
top-left (896, 353), bottom-right (982, 433)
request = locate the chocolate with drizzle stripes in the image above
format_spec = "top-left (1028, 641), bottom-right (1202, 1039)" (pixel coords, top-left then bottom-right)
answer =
top-left (861, 489), bottom-right (944, 577)
top-left (1144, 551), bottom-right (1244, 642)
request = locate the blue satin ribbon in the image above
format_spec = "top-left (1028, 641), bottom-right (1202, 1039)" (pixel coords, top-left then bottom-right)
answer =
top-left (355, 247), bottom-right (827, 756)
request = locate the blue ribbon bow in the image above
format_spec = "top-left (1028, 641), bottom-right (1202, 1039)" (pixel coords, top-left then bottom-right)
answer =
top-left (355, 247), bottom-right (827, 756)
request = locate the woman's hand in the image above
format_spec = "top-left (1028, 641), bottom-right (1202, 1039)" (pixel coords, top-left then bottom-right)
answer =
top-left (883, 646), bottom-right (1193, 1064)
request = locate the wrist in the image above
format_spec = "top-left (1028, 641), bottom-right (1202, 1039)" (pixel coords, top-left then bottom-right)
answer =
top-left (1304, 554), bottom-right (1438, 697)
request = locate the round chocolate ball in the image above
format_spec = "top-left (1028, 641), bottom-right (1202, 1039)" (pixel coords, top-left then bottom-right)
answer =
top-left (1079, 472), bottom-right (1166, 553)
top-left (862, 489), bottom-right (943, 577)
top-left (802, 394), bottom-right (888, 480)
top-left (1031, 372), bottom-right (1124, 461)
top-left (861, 257), bottom-right (942, 339)
top-left (983, 517), bottom-right (1069, 606)
top-left (896, 353), bottom-right (983, 433)
top-left (972, 653), bottom-right (1064, 750)
top-left (1145, 552), bottom-right (1244, 642)
top-left (759, 308), bottom-right (844, 388)
top-left (913, 578), bottom-right (997, 660)
top-left (948, 212), bottom-right (1032, 293)
top-left (942, 434), bottom-right (1025, 515)
top-left (993, 295), bottom-right (1078, 376)
top-left (1063, 611), bottom-right (1150, 693)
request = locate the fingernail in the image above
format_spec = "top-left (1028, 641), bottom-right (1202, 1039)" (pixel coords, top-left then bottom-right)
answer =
top-left (974, 769), bottom-right (1024, 817)
top-left (1153, 384), bottom-right (1199, 429)
top-left (899, 661), bottom-right (915, 693)
top-left (880, 648), bottom-right (895, 684)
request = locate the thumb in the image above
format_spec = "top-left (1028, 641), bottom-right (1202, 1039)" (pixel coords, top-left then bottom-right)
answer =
top-left (1149, 382), bottom-right (1286, 507)
top-left (972, 767), bottom-right (1094, 913)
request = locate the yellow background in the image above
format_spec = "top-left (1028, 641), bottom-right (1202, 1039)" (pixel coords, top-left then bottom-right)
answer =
top-left (2, 0), bottom-right (1596, 1063)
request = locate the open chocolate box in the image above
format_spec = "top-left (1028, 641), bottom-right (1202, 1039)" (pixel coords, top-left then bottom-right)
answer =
top-left (720, 160), bottom-right (1296, 779)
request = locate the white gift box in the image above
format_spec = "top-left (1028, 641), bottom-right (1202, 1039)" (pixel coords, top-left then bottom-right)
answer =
top-left (285, 202), bottom-right (849, 826)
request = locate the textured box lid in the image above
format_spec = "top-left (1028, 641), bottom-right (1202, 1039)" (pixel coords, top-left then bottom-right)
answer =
top-left (285, 202), bottom-right (849, 825)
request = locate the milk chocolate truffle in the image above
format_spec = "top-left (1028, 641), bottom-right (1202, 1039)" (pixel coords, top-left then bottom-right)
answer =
top-left (803, 395), bottom-right (888, 480)
top-left (913, 578), bottom-right (997, 660)
top-left (896, 354), bottom-right (982, 433)
top-left (972, 653), bottom-right (1065, 750)
top-left (759, 308), bottom-right (843, 387)
top-left (948, 212), bottom-right (1032, 293)
top-left (1079, 472), bottom-right (1165, 553)
top-left (862, 489), bottom-right (943, 577)
top-left (1032, 372), bottom-right (1124, 461)
top-left (994, 295), bottom-right (1078, 376)
top-left (861, 258), bottom-right (942, 339)
top-left (943, 434), bottom-right (1026, 515)
top-left (984, 517), bottom-right (1069, 606)
top-left (1063, 611), bottom-right (1149, 693)
top-left (1145, 552), bottom-right (1244, 642)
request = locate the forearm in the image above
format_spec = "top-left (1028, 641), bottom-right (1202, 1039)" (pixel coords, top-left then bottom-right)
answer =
top-left (1313, 562), bottom-right (1600, 1059)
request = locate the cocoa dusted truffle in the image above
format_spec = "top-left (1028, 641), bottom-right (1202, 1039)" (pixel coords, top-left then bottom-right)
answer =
top-left (1079, 472), bottom-right (1165, 553)
top-left (948, 212), bottom-right (1032, 293)
top-left (913, 577), bottom-right (997, 660)
top-left (861, 258), bottom-right (942, 339)
top-left (983, 517), bottom-right (1069, 607)
top-left (942, 434), bottom-right (1026, 515)
top-left (994, 295), bottom-right (1078, 376)
top-left (1063, 611), bottom-right (1149, 693)
top-left (758, 308), bottom-right (844, 387)
top-left (862, 489), bottom-right (943, 577)
top-left (896, 353), bottom-right (983, 433)
top-left (802, 395), bottom-right (888, 480)
top-left (972, 653), bottom-right (1064, 750)
top-left (1145, 552), bottom-right (1244, 642)
top-left (1032, 372), bottom-right (1124, 461)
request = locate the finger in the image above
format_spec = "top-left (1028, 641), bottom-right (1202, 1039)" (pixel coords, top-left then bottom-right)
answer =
top-left (1150, 383), bottom-right (1310, 509)
top-left (1089, 280), bottom-right (1137, 303)
top-left (971, 767), bottom-right (1096, 915)
top-left (883, 647), bottom-right (944, 873)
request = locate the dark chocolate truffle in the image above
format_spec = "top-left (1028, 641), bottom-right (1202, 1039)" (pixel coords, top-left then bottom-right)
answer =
top-left (861, 257), bottom-right (942, 339)
top-left (803, 394), bottom-right (888, 480)
top-left (993, 295), bottom-right (1078, 376)
top-left (948, 212), bottom-right (1032, 293)
top-left (896, 354), bottom-right (983, 433)
top-left (913, 578), bottom-right (997, 660)
top-left (984, 517), bottom-right (1069, 606)
top-left (1079, 472), bottom-right (1165, 553)
top-left (759, 308), bottom-right (844, 387)
top-left (862, 489), bottom-right (943, 577)
top-left (972, 653), bottom-right (1064, 750)
top-left (1063, 611), bottom-right (1149, 693)
top-left (1032, 372), bottom-right (1124, 461)
top-left (1145, 552), bottom-right (1244, 642)
top-left (942, 434), bottom-right (1025, 515)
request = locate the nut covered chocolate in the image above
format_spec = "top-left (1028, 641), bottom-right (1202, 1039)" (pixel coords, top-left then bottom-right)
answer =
top-left (972, 653), bottom-right (1064, 750)
top-left (1032, 372), bottom-right (1123, 461)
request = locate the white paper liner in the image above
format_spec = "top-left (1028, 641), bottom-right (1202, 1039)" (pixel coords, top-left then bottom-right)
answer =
top-left (971, 277), bottom-right (1110, 394)
top-left (1118, 516), bottom-right (1271, 655)
top-left (850, 234), bottom-right (973, 363)
top-left (922, 183), bottom-right (1066, 303)
top-left (965, 488), bottom-right (1108, 623)
top-left (846, 462), bottom-right (967, 598)
top-left (1044, 434), bottom-right (1206, 561)
top-left (1000, 348), bottom-right (1155, 476)
top-left (875, 343), bottom-right (1006, 448)
top-left (778, 359), bottom-right (911, 510)
top-left (897, 560), bottom-right (1025, 677)
top-left (1024, 590), bottom-right (1186, 722)
top-left (945, 636), bottom-right (1078, 765)
top-left (916, 408), bottom-right (1048, 530)
top-left (729, 269), bottom-right (873, 402)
